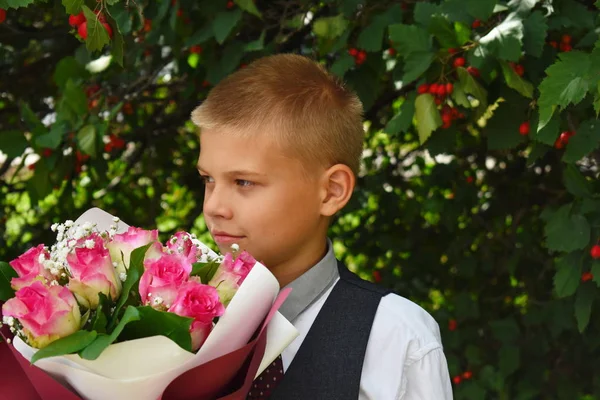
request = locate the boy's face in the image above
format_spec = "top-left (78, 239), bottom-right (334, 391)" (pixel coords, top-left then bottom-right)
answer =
top-left (197, 127), bottom-right (330, 283)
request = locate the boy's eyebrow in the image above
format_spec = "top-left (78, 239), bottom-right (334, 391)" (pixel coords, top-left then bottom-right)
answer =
top-left (196, 164), bottom-right (266, 177)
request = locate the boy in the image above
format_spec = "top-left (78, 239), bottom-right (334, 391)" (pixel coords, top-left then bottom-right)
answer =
top-left (191, 54), bottom-right (452, 399)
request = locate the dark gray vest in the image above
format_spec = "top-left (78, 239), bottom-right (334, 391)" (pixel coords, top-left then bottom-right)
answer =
top-left (270, 261), bottom-right (391, 399)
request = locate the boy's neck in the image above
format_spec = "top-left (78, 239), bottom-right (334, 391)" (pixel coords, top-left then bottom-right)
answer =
top-left (271, 239), bottom-right (329, 288)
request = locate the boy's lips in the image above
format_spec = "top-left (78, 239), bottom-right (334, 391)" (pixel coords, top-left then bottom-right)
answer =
top-left (211, 231), bottom-right (245, 245)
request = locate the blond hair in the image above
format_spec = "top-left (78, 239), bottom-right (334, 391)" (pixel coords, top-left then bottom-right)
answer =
top-left (191, 54), bottom-right (364, 175)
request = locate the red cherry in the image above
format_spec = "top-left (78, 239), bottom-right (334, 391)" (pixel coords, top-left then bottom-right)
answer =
top-left (466, 176), bottom-right (474, 184)
top-left (549, 41), bottom-right (558, 48)
top-left (417, 84), bottom-right (429, 94)
top-left (445, 82), bottom-right (454, 95)
top-left (94, 10), bottom-right (107, 23)
top-left (448, 48), bottom-right (458, 55)
top-left (462, 371), bottom-right (473, 380)
top-left (226, 0), bottom-right (234, 9)
top-left (519, 121), bottom-right (530, 136)
top-left (453, 57), bottom-right (466, 68)
top-left (450, 107), bottom-right (460, 118)
top-left (591, 245), bottom-right (600, 259)
top-left (559, 131), bottom-right (571, 144)
top-left (102, 22), bottom-right (113, 39)
top-left (78, 22), bottom-right (88, 39)
top-left (0, 9), bottom-right (6, 24)
top-left (143, 19), bottom-right (152, 32)
top-left (387, 47), bottom-right (396, 56)
top-left (581, 272), bottom-right (594, 282)
top-left (372, 270), bottom-right (382, 283)
top-left (123, 102), bottom-right (134, 115)
top-left (554, 138), bottom-right (565, 149)
top-left (429, 83), bottom-right (439, 94)
top-left (348, 48), bottom-right (358, 57)
top-left (514, 64), bottom-right (525, 76)
top-left (453, 376), bottom-right (462, 385)
top-left (434, 97), bottom-right (442, 105)
top-left (466, 66), bottom-right (480, 77)
top-left (104, 143), bottom-right (114, 153)
top-left (437, 84), bottom-right (447, 97)
top-left (28, 163), bottom-right (36, 171)
top-left (69, 12), bottom-right (85, 28)
top-left (176, 9), bottom-right (183, 17)
top-left (42, 148), bottom-right (53, 158)
top-left (472, 19), bottom-right (482, 28)
top-left (560, 42), bottom-right (572, 52)
top-left (561, 34), bottom-right (572, 44)
top-left (190, 45), bottom-right (203, 54)
top-left (202, 80), bottom-right (210, 88)
top-left (448, 319), bottom-right (457, 331)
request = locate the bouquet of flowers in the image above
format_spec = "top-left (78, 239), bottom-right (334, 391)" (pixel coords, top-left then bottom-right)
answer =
top-left (0, 208), bottom-right (297, 400)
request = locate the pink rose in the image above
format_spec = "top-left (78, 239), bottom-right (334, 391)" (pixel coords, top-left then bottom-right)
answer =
top-left (66, 233), bottom-right (121, 309)
top-left (106, 226), bottom-right (160, 275)
top-left (9, 244), bottom-right (54, 290)
top-left (168, 281), bottom-right (225, 351)
top-left (166, 232), bottom-right (202, 263)
top-left (2, 281), bottom-right (81, 349)
top-left (140, 253), bottom-right (192, 310)
top-left (208, 251), bottom-right (256, 306)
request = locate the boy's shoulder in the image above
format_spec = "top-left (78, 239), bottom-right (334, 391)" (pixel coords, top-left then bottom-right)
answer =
top-left (376, 291), bottom-right (443, 345)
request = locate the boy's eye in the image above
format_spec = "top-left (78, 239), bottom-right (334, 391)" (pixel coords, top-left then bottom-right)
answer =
top-left (236, 179), bottom-right (254, 188)
top-left (200, 175), bottom-right (214, 184)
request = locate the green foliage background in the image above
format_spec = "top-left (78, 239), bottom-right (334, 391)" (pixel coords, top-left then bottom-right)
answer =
top-left (1, 0), bottom-right (600, 398)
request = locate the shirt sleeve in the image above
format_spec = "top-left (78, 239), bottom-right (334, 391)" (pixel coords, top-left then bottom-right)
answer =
top-left (399, 347), bottom-right (453, 400)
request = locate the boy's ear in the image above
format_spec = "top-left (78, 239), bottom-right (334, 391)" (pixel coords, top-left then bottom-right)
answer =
top-left (320, 164), bottom-right (355, 217)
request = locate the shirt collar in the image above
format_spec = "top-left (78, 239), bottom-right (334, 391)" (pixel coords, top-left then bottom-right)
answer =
top-left (278, 239), bottom-right (339, 322)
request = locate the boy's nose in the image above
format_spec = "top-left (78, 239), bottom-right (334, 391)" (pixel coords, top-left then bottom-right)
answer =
top-left (203, 186), bottom-right (234, 220)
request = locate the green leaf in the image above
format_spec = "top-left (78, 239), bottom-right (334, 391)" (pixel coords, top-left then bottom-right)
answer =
top-left (27, 158), bottom-right (53, 204)
top-left (574, 283), bottom-right (595, 333)
top-left (403, 52), bottom-right (434, 84)
top-left (313, 15), bottom-right (349, 39)
top-left (389, 24), bottom-right (432, 55)
top-left (532, 113), bottom-right (559, 146)
top-left (77, 125), bottom-right (97, 158)
top-left (244, 31), bottom-right (265, 52)
top-left (20, 102), bottom-right (46, 136)
top-left (31, 331), bottom-right (98, 364)
top-left (499, 60), bottom-right (533, 98)
top-left (592, 260), bottom-right (600, 288)
top-left (109, 243), bottom-right (154, 329)
top-left (330, 53), bottom-right (355, 78)
top-left (563, 164), bottom-right (592, 197)
top-left (63, 79), bottom-right (88, 118)
top-left (545, 205), bottom-right (590, 252)
top-left (234, 0), bottom-right (262, 18)
top-left (62, 0), bottom-right (82, 14)
top-left (523, 11), bottom-right (547, 58)
top-left (465, 0), bottom-right (497, 20)
top-left (0, 262), bottom-right (17, 302)
top-left (451, 80), bottom-right (471, 108)
top-left (80, 306), bottom-right (141, 360)
top-left (0, 0), bottom-right (35, 9)
top-left (561, 0), bottom-right (595, 29)
top-left (498, 345), bottom-right (520, 377)
top-left (357, 5), bottom-right (403, 52)
top-left (563, 119), bottom-right (600, 163)
top-left (53, 57), bottom-right (89, 89)
top-left (90, 293), bottom-right (110, 334)
top-left (110, 22), bottom-right (124, 67)
top-left (457, 67), bottom-right (488, 118)
top-left (120, 306), bottom-right (193, 352)
top-left (478, 13), bottom-right (523, 61)
top-left (108, 2), bottom-right (131, 34)
top-left (185, 25), bottom-right (214, 46)
top-left (429, 15), bottom-right (459, 49)
top-left (0, 130), bottom-right (29, 158)
top-left (414, 94), bottom-right (442, 144)
top-left (191, 260), bottom-right (221, 284)
top-left (81, 6), bottom-right (111, 52)
top-left (413, 2), bottom-right (440, 28)
top-left (554, 251), bottom-right (583, 298)
top-left (35, 121), bottom-right (69, 150)
top-left (212, 9), bottom-right (243, 44)
top-left (537, 51), bottom-right (591, 130)
top-left (384, 94), bottom-right (416, 136)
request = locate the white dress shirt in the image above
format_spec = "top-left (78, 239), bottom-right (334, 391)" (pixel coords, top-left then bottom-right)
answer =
top-left (278, 241), bottom-right (453, 399)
